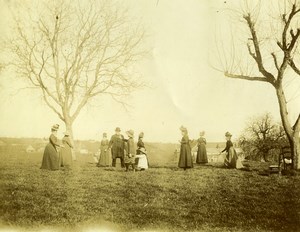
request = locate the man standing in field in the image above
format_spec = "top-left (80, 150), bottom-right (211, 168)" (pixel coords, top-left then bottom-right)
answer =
top-left (109, 127), bottom-right (125, 168)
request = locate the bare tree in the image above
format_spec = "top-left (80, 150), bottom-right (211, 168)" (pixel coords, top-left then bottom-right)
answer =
top-left (239, 113), bottom-right (286, 162)
top-left (217, 0), bottom-right (300, 169)
top-left (6, 0), bottom-right (147, 140)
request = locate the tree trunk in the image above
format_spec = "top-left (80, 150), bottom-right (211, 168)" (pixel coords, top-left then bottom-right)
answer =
top-left (64, 117), bottom-right (76, 161)
top-left (291, 133), bottom-right (300, 170)
top-left (275, 86), bottom-right (300, 169)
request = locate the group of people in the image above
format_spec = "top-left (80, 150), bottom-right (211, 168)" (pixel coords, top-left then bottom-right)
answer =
top-left (178, 126), bottom-right (244, 170)
top-left (40, 124), bottom-right (74, 170)
top-left (96, 127), bottom-right (149, 171)
top-left (40, 123), bottom-right (243, 171)
top-left (40, 125), bottom-right (149, 171)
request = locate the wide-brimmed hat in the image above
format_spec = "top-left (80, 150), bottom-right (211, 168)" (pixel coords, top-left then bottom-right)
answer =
top-left (115, 127), bottom-right (121, 132)
top-left (126, 130), bottom-right (134, 137)
top-left (51, 124), bottom-right (59, 131)
top-left (139, 147), bottom-right (147, 154)
top-left (180, 126), bottom-right (187, 132)
top-left (139, 132), bottom-right (144, 138)
top-left (200, 131), bottom-right (205, 136)
top-left (225, 132), bottom-right (232, 137)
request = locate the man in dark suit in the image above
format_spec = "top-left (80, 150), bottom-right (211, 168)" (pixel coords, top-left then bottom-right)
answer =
top-left (109, 127), bottom-right (125, 167)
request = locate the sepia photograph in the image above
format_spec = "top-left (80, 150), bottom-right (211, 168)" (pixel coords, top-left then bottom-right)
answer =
top-left (0, 0), bottom-right (300, 231)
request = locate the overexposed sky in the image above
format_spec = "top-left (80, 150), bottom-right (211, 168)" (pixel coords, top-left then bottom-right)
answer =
top-left (0, 0), bottom-right (300, 143)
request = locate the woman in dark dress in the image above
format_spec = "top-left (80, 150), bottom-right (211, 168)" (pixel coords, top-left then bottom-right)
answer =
top-left (178, 126), bottom-right (193, 170)
top-left (220, 132), bottom-right (238, 168)
top-left (196, 131), bottom-right (208, 164)
top-left (41, 124), bottom-right (61, 170)
top-left (60, 131), bottom-right (73, 168)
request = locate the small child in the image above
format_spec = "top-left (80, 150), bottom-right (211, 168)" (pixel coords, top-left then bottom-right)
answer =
top-left (124, 130), bottom-right (136, 172)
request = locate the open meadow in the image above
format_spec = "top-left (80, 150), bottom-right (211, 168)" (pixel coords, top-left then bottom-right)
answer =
top-left (0, 146), bottom-right (300, 232)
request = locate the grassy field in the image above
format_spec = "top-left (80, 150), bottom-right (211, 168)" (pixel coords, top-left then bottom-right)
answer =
top-left (0, 149), bottom-right (300, 232)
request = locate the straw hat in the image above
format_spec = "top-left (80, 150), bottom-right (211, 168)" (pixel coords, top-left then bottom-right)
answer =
top-left (225, 131), bottom-right (232, 137)
top-left (180, 126), bottom-right (187, 132)
top-left (139, 147), bottom-right (147, 154)
top-left (51, 124), bottom-right (59, 131)
top-left (139, 132), bottom-right (144, 138)
top-left (126, 129), bottom-right (134, 137)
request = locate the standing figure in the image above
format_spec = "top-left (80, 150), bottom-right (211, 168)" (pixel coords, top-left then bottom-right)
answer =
top-left (97, 133), bottom-right (110, 167)
top-left (124, 130), bottom-right (136, 171)
top-left (136, 132), bottom-right (149, 170)
top-left (109, 127), bottom-right (125, 168)
top-left (178, 126), bottom-right (193, 170)
top-left (220, 132), bottom-right (238, 168)
top-left (196, 131), bottom-right (208, 164)
top-left (60, 131), bottom-right (73, 168)
top-left (41, 124), bottom-right (61, 170)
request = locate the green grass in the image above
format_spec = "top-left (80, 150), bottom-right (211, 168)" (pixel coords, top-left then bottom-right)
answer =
top-left (0, 151), bottom-right (300, 232)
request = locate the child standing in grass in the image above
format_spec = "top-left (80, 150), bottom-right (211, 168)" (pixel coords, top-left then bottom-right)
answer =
top-left (124, 130), bottom-right (136, 172)
top-left (178, 126), bottom-right (193, 170)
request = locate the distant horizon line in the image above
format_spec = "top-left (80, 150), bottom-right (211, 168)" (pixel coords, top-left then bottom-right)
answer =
top-left (0, 135), bottom-right (228, 144)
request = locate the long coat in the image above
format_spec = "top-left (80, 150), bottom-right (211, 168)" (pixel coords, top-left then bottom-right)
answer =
top-left (109, 134), bottom-right (125, 159)
top-left (60, 136), bottom-right (73, 167)
top-left (196, 137), bottom-right (208, 164)
top-left (41, 134), bottom-right (60, 170)
top-left (124, 137), bottom-right (135, 164)
top-left (178, 135), bottom-right (193, 169)
top-left (97, 139), bottom-right (110, 166)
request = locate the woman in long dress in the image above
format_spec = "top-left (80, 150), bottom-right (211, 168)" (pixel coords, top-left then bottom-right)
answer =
top-left (135, 132), bottom-right (149, 170)
top-left (196, 131), bottom-right (208, 164)
top-left (220, 132), bottom-right (238, 168)
top-left (97, 133), bottom-right (110, 167)
top-left (41, 124), bottom-right (61, 170)
top-left (178, 126), bottom-right (193, 170)
top-left (60, 131), bottom-right (73, 168)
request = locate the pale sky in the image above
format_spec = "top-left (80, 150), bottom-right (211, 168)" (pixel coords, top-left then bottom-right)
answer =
top-left (0, 0), bottom-right (300, 143)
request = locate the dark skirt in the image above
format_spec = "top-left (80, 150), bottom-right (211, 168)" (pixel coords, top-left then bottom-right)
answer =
top-left (196, 144), bottom-right (208, 164)
top-left (41, 143), bottom-right (60, 170)
top-left (178, 144), bottom-right (193, 168)
top-left (224, 147), bottom-right (238, 168)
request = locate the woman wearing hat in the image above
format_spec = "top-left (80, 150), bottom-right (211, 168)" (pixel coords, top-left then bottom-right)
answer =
top-left (196, 131), bottom-right (208, 164)
top-left (135, 132), bottom-right (149, 170)
top-left (124, 129), bottom-right (136, 171)
top-left (97, 133), bottom-right (111, 167)
top-left (220, 132), bottom-right (238, 168)
top-left (178, 126), bottom-right (193, 170)
top-left (41, 124), bottom-right (61, 170)
top-left (60, 131), bottom-right (73, 168)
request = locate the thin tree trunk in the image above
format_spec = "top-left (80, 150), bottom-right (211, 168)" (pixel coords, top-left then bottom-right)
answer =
top-left (64, 117), bottom-right (76, 161)
top-left (275, 86), bottom-right (300, 170)
top-left (291, 134), bottom-right (300, 170)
